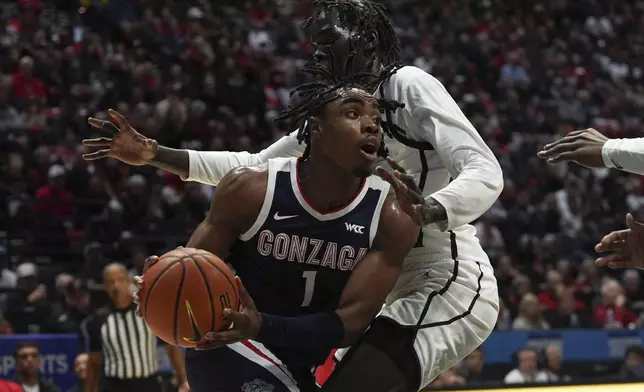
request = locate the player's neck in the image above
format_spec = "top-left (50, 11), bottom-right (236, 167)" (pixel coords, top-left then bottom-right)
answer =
top-left (299, 157), bottom-right (364, 212)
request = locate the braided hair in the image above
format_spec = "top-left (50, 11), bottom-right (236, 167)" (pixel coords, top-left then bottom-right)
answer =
top-left (303, 0), bottom-right (402, 66)
top-left (275, 64), bottom-right (404, 159)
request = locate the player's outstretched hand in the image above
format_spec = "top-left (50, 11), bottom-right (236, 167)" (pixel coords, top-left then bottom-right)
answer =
top-left (195, 277), bottom-right (261, 350)
top-left (376, 156), bottom-right (431, 226)
top-left (537, 128), bottom-right (608, 168)
top-left (595, 213), bottom-right (644, 270)
top-left (83, 109), bottom-right (158, 165)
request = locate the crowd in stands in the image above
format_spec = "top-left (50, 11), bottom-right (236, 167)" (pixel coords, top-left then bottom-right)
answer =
top-left (2, 0), bottom-right (644, 389)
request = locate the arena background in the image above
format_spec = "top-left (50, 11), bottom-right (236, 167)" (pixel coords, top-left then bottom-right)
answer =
top-left (2, 0), bottom-right (644, 391)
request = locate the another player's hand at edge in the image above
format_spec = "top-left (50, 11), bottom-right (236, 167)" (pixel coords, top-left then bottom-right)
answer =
top-left (375, 156), bottom-right (435, 226)
top-left (595, 213), bottom-right (644, 270)
top-left (195, 277), bottom-right (261, 350)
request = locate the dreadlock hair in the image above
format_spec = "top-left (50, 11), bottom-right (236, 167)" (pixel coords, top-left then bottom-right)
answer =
top-left (275, 63), bottom-right (404, 160)
top-left (303, 0), bottom-right (402, 66)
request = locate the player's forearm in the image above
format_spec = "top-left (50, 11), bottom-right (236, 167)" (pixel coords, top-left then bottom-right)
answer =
top-left (149, 146), bottom-right (190, 178)
top-left (257, 311), bottom-right (345, 351)
top-left (165, 345), bottom-right (187, 384)
top-left (182, 131), bottom-right (305, 186)
top-left (429, 155), bottom-right (503, 231)
top-left (84, 356), bottom-right (101, 392)
top-left (602, 138), bottom-right (644, 175)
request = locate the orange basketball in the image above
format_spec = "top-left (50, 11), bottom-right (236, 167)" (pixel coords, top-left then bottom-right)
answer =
top-left (138, 247), bottom-right (239, 348)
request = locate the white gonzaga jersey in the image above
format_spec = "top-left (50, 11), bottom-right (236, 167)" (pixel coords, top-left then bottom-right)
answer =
top-left (183, 66), bottom-right (503, 272)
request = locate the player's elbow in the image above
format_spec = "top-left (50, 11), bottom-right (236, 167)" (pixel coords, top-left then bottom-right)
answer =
top-left (488, 163), bottom-right (504, 198)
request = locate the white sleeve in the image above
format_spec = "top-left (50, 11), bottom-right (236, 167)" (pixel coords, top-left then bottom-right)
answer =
top-left (403, 72), bottom-right (504, 230)
top-left (182, 131), bottom-right (304, 185)
top-left (602, 138), bottom-right (644, 175)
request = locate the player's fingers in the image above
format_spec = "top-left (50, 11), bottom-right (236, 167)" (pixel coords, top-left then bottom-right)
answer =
top-left (88, 117), bottom-right (107, 129)
top-left (143, 255), bottom-right (159, 271)
top-left (595, 253), bottom-right (630, 267)
top-left (393, 171), bottom-right (424, 202)
top-left (376, 167), bottom-right (405, 194)
top-left (385, 156), bottom-right (407, 174)
top-left (542, 134), bottom-right (576, 150)
top-left (108, 109), bottom-right (130, 130)
top-left (567, 129), bottom-right (587, 137)
top-left (222, 309), bottom-right (247, 327)
top-left (82, 149), bottom-right (111, 161)
top-left (234, 277), bottom-right (255, 309)
top-left (595, 240), bottom-right (626, 252)
top-left (393, 170), bottom-right (419, 190)
top-left (626, 213), bottom-right (644, 230)
top-left (598, 230), bottom-right (629, 250)
top-left (82, 137), bottom-right (113, 147)
top-left (546, 151), bottom-right (576, 164)
top-left (133, 275), bottom-right (143, 289)
top-left (88, 117), bottom-right (120, 134)
top-left (205, 329), bottom-right (245, 344)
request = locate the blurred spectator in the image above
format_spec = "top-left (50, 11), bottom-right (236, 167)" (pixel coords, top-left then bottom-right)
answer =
top-left (545, 289), bottom-right (592, 328)
top-left (538, 344), bottom-right (572, 383)
top-left (11, 56), bottom-right (46, 105)
top-left (504, 347), bottom-right (545, 384)
top-left (593, 279), bottom-right (638, 329)
top-left (33, 165), bottom-right (74, 218)
top-left (512, 293), bottom-right (550, 330)
top-left (462, 347), bottom-right (496, 384)
top-left (0, 245), bottom-right (16, 289)
top-left (619, 345), bottom-right (644, 380)
top-left (622, 270), bottom-right (644, 312)
top-left (538, 270), bottom-right (564, 312)
top-left (66, 353), bottom-right (88, 392)
top-left (2, 262), bottom-right (56, 333)
top-left (12, 342), bottom-right (61, 392)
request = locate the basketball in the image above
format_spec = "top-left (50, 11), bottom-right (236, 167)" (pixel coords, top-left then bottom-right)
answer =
top-left (137, 247), bottom-right (239, 348)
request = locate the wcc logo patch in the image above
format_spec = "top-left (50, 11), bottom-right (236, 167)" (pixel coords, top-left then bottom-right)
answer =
top-left (241, 379), bottom-right (275, 392)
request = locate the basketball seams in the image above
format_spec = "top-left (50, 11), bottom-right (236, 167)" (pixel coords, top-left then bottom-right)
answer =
top-left (189, 255), bottom-right (217, 332)
top-left (197, 251), bottom-right (240, 311)
top-left (144, 248), bottom-right (238, 347)
top-left (172, 262), bottom-right (187, 346)
top-left (143, 258), bottom-right (181, 319)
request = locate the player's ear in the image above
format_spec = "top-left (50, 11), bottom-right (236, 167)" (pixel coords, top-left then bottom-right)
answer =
top-left (309, 116), bottom-right (323, 135)
top-left (363, 30), bottom-right (378, 52)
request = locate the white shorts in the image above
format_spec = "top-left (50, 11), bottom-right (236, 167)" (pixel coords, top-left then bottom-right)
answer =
top-left (334, 254), bottom-right (499, 389)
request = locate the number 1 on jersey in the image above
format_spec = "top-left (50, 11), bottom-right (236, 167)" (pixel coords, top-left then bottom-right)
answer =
top-left (301, 270), bottom-right (317, 306)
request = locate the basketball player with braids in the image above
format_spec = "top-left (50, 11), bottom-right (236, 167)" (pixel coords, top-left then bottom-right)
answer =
top-left (84, 1), bottom-right (502, 390)
top-left (135, 73), bottom-right (419, 392)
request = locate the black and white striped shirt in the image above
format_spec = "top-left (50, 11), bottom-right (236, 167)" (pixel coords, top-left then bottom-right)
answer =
top-left (81, 303), bottom-right (159, 379)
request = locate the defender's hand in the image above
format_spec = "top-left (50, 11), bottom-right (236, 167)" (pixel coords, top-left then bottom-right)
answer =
top-left (195, 277), bottom-right (261, 350)
top-left (595, 214), bottom-right (644, 270)
top-left (537, 128), bottom-right (609, 168)
top-left (83, 109), bottom-right (158, 165)
top-left (376, 157), bottom-right (431, 226)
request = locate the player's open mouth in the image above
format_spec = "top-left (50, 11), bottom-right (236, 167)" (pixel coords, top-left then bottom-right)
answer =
top-left (359, 143), bottom-right (378, 160)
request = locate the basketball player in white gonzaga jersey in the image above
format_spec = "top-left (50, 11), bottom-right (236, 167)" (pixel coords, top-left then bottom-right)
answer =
top-left (82, 1), bottom-right (502, 390)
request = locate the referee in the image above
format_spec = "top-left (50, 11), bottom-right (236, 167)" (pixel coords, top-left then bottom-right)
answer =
top-left (80, 263), bottom-right (189, 392)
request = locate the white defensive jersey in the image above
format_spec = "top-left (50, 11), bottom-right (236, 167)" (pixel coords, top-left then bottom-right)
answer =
top-left (182, 66), bottom-right (503, 268)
